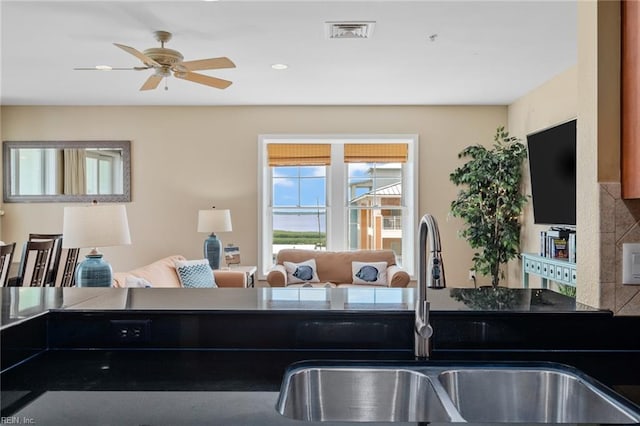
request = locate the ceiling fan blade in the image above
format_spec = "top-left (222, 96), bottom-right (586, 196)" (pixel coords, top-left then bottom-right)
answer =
top-left (73, 67), bottom-right (149, 71)
top-left (114, 43), bottom-right (160, 67)
top-left (179, 57), bottom-right (235, 71)
top-left (174, 71), bottom-right (232, 89)
top-left (140, 75), bottom-right (163, 91)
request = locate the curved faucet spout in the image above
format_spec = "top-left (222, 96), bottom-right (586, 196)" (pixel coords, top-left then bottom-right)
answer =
top-left (415, 214), bottom-right (446, 359)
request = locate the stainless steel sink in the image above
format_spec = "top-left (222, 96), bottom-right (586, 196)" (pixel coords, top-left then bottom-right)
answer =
top-left (276, 361), bottom-right (640, 423)
top-left (276, 366), bottom-right (455, 422)
top-left (438, 367), bottom-right (640, 424)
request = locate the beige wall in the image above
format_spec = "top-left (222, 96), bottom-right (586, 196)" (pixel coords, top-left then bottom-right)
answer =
top-left (506, 0), bottom-right (640, 314)
top-left (507, 65), bottom-right (578, 287)
top-left (0, 105), bottom-right (507, 286)
top-left (587, 1), bottom-right (640, 315)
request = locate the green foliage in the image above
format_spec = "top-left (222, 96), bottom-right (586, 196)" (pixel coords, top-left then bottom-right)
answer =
top-left (556, 283), bottom-right (576, 298)
top-left (450, 126), bottom-right (528, 287)
top-left (450, 287), bottom-right (522, 310)
top-left (273, 230), bottom-right (326, 246)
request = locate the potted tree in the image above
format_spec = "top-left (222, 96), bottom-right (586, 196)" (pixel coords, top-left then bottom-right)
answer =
top-left (449, 126), bottom-right (528, 288)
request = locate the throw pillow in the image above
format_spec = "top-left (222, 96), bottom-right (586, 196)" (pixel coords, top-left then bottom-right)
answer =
top-left (125, 276), bottom-right (153, 288)
top-left (352, 261), bottom-right (388, 285)
top-left (174, 259), bottom-right (218, 288)
top-left (283, 259), bottom-right (320, 284)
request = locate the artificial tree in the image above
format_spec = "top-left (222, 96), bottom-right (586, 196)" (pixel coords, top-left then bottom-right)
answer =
top-left (450, 126), bottom-right (528, 287)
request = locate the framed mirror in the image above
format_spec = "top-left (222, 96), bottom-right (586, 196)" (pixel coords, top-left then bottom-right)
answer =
top-left (3, 140), bottom-right (131, 203)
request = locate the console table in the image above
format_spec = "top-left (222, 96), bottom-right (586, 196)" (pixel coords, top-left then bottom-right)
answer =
top-left (521, 253), bottom-right (576, 289)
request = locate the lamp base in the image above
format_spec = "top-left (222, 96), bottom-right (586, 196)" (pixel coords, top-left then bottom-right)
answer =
top-left (75, 254), bottom-right (113, 287)
top-left (204, 234), bottom-right (222, 270)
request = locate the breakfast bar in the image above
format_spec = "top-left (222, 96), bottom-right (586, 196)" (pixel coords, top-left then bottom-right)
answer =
top-left (2, 287), bottom-right (640, 425)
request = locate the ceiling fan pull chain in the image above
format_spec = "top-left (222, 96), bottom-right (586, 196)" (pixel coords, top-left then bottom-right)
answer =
top-left (165, 78), bottom-right (169, 91)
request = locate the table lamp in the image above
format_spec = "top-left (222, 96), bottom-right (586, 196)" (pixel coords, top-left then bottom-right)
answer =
top-left (197, 208), bottom-right (232, 270)
top-left (63, 203), bottom-right (131, 287)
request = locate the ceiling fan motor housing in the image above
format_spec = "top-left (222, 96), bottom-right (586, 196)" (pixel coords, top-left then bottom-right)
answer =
top-left (143, 48), bottom-right (184, 67)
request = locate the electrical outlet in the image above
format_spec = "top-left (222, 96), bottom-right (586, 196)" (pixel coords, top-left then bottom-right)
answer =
top-left (110, 320), bottom-right (151, 343)
top-left (468, 270), bottom-right (476, 280)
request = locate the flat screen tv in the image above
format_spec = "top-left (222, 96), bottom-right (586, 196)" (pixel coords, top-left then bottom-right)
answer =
top-left (526, 119), bottom-right (576, 226)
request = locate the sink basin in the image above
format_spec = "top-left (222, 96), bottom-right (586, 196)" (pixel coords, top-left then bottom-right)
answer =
top-left (276, 366), bottom-right (454, 422)
top-left (276, 361), bottom-right (640, 423)
top-left (439, 367), bottom-right (640, 423)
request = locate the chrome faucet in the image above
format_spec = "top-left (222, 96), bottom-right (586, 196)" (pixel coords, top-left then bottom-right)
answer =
top-left (415, 214), bottom-right (446, 359)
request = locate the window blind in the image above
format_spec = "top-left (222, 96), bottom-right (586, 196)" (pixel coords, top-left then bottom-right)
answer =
top-left (267, 144), bottom-right (331, 166)
top-left (344, 143), bottom-right (408, 163)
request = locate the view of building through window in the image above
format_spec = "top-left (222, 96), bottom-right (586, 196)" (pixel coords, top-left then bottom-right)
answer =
top-left (270, 162), bottom-right (404, 262)
top-left (262, 138), bottom-right (415, 274)
top-left (347, 163), bottom-right (403, 261)
top-left (271, 163), bottom-right (403, 260)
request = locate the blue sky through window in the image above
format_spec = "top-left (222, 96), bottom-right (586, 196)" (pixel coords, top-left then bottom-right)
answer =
top-left (272, 163), bottom-right (402, 232)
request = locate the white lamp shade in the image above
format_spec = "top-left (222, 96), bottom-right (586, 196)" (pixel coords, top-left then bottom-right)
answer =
top-left (63, 204), bottom-right (132, 249)
top-left (197, 209), bottom-right (232, 233)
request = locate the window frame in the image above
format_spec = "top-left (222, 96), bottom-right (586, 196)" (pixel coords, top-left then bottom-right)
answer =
top-left (258, 134), bottom-right (419, 279)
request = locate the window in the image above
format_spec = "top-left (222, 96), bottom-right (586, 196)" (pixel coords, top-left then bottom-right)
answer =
top-left (259, 135), bottom-right (418, 277)
top-left (85, 149), bottom-right (123, 195)
top-left (10, 148), bottom-right (58, 196)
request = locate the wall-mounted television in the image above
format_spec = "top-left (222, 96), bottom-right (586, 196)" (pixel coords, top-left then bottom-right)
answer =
top-left (526, 119), bottom-right (577, 226)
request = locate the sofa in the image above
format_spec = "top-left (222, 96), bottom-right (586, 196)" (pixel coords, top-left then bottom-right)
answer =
top-left (112, 255), bottom-right (247, 288)
top-left (266, 249), bottom-right (410, 288)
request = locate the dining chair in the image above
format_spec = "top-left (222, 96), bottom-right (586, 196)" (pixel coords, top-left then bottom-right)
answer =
top-left (54, 247), bottom-right (80, 287)
top-left (17, 240), bottom-right (54, 287)
top-left (28, 233), bottom-right (63, 286)
top-left (0, 242), bottom-right (16, 287)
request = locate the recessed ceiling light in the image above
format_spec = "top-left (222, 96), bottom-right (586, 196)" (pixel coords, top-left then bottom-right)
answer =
top-left (95, 65), bottom-right (113, 71)
top-left (271, 63), bottom-right (288, 70)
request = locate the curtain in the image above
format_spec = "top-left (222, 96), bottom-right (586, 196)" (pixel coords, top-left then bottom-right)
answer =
top-left (63, 149), bottom-right (87, 195)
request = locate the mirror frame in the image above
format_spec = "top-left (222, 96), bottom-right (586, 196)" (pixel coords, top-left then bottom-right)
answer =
top-left (3, 140), bottom-right (131, 203)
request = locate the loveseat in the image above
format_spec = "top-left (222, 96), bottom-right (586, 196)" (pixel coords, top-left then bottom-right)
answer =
top-left (112, 255), bottom-right (247, 288)
top-left (266, 249), bottom-right (410, 288)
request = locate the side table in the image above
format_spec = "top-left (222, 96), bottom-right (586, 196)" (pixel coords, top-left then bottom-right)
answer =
top-left (226, 265), bottom-right (257, 288)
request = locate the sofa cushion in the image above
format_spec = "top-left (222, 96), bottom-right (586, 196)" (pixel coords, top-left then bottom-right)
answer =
top-left (175, 259), bottom-right (217, 288)
top-left (283, 259), bottom-right (320, 284)
top-left (113, 255), bottom-right (186, 288)
top-left (125, 276), bottom-right (153, 288)
top-left (352, 261), bottom-right (388, 286)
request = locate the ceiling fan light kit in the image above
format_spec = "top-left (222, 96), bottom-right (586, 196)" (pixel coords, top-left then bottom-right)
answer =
top-left (80, 30), bottom-right (235, 91)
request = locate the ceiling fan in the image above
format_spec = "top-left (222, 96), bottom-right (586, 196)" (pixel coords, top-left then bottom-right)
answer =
top-left (75, 30), bottom-right (235, 91)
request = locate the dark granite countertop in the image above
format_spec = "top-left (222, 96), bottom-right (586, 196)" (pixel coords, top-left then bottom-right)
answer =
top-left (1, 287), bottom-right (600, 330)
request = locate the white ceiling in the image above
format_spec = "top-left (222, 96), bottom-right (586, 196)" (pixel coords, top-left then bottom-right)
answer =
top-left (0, 0), bottom-right (577, 106)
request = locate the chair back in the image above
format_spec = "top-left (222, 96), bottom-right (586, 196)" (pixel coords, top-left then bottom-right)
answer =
top-left (28, 233), bottom-right (63, 286)
top-left (54, 247), bottom-right (80, 287)
top-left (0, 242), bottom-right (16, 287)
top-left (18, 240), bottom-right (54, 287)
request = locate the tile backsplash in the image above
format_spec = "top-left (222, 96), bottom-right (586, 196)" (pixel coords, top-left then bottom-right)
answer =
top-left (600, 182), bottom-right (640, 315)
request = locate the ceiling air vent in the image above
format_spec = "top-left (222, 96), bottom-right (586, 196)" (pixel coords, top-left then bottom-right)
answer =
top-left (325, 21), bottom-right (376, 39)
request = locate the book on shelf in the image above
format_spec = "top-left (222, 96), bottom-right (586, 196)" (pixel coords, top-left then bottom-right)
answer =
top-left (539, 228), bottom-right (576, 261)
top-left (553, 238), bottom-right (568, 259)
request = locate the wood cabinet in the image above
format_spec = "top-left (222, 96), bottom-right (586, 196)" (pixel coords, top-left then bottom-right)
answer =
top-left (622, 0), bottom-right (640, 198)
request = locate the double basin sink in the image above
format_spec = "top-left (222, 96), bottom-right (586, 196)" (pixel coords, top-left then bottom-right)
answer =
top-left (276, 360), bottom-right (640, 423)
